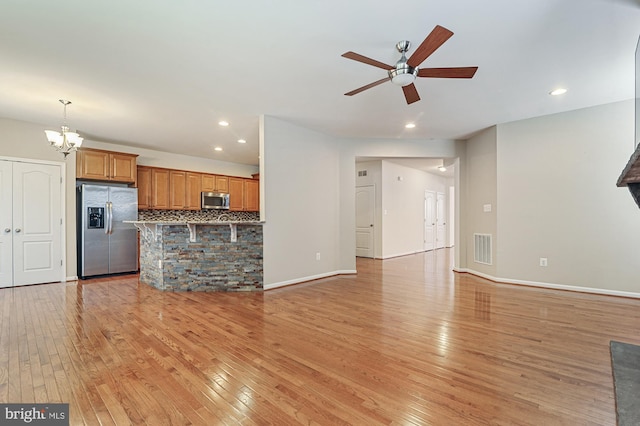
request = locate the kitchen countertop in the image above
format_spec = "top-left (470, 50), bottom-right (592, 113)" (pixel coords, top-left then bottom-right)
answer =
top-left (126, 220), bottom-right (263, 243)
top-left (125, 220), bottom-right (264, 225)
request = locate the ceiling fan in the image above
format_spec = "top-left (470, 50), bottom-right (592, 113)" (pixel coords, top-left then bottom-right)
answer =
top-left (341, 25), bottom-right (478, 105)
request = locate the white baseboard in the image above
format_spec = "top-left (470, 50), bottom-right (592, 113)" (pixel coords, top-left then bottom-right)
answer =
top-left (265, 270), bottom-right (357, 290)
top-left (453, 267), bottom-right (640, 299)
top-left (65, 275), bottom-right (78, 282)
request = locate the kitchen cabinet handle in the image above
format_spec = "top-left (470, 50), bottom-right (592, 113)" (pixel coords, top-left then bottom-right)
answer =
top-left (4, 228), bottom-right (10, 233)
top-left (15, 228), bottom-right (21, 233)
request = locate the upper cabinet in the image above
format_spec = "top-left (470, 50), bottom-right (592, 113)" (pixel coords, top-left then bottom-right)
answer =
top-left (228, 177), bottom-right (245, 211)
top-left (137, 165), bottom-right (258, 212)
top-left (229, 177), bottom-right (259, 212)
top-left (244, 179), bottom-right (259, 212)
top-left (137, 166), bottom-right (152, 209)
top-left (76, 148), bottom-right (138, 184)
top-left (201, 174), bottom-right (229, 193)
top-left (169, 171), bottom-right (201, 210)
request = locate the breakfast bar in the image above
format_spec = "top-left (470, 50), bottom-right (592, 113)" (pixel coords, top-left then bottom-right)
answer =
top-left (128, 220), bottom-right (263, 292)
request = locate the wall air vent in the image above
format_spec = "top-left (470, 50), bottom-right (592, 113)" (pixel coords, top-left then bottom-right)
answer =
top-left (358, 170), bottom-right (368, 177)
top-left (474, 233), bottom-right (492, 265)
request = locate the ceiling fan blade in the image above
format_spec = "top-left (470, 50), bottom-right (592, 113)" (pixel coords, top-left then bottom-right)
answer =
top-left (402, 83), bottom-right (420, 105)
top-left (342, 51), bottom-right (393, 70)
top-left (344, 77), bottom-right (390, 96)
top-left (407, 25), bottom-right (454, 68)
top-left (418, 67), bottom-right (478, 78)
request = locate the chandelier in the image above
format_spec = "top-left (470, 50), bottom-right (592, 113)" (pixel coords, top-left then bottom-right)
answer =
top-left (44, 99), bottom-right (83, 158)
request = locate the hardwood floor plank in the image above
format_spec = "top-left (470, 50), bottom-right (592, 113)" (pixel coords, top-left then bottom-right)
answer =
top-left (0, 249), bottom-right (638, 424)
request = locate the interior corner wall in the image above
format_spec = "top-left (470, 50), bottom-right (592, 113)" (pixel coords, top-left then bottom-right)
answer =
top-left (0, 117), bottom-right (77, 279)
top-left (262, 116), bottom-right (342, 287)
top-left (462, 126), bottom-right (498, 276)
top-left (496, 100), bottom-right (640, 292)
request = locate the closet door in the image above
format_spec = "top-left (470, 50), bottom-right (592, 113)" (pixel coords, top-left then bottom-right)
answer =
top-left (12, 162), bottom-right (63, 286)
top-left (0, 161), bottom-right (13, 287)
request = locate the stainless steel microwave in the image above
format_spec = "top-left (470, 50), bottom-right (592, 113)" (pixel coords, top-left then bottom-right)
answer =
top-left (201, 192), bottom-right (230, 209)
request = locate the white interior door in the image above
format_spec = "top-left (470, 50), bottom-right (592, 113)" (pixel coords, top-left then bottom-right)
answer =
top-left (436, 192), bottom-right (446, 249)
top-left (0, 161), bottom-right (13, 287)
top-left (356, 185), bottom-right (375, 258)
top-left (10, 161), bottom-right (63, 286)
top-left (424, 190), bottom-right (435, 251)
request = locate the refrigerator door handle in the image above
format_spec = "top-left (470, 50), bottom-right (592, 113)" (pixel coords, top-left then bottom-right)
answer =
top-left (104, 202), bottom-right (109, 234)
top-left (104, 202), bottom-right (111, 235)
top-left (108, 201), bottom-right (114, 235)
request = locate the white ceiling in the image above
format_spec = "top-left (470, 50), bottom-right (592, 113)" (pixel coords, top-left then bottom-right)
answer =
top-left (1, 0), bottom-right (639, 167)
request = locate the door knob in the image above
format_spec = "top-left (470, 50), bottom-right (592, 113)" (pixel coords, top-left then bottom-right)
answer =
top-left (15, 228), bottom-right (21, 233)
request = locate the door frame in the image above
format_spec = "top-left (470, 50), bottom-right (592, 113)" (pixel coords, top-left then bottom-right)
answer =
top-left (1, 156), bottom-right (67, 284)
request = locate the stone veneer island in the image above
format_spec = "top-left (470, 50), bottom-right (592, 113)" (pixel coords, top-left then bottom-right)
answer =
top-left (128, 220), bottom-right (263, 292)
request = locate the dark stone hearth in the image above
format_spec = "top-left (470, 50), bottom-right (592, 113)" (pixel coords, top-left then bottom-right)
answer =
top-left (610, 341), bottom-right (640, 426)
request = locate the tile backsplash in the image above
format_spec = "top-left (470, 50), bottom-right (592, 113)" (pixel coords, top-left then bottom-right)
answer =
top-left (138, 209), bottom-right (260, 222)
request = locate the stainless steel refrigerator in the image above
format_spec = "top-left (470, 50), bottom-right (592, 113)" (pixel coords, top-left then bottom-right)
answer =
top-left (77, 184), bottom-right (138, 278)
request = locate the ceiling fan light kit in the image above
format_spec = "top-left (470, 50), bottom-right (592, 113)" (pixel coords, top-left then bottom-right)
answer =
top-left (390, 40), bottom-right (418, 86)
top-left (342, 25), bottom-right (478, 105)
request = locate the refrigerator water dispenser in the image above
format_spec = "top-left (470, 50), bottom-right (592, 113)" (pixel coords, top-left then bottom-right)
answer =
top-left (88, 207), bottom-right (104, 229)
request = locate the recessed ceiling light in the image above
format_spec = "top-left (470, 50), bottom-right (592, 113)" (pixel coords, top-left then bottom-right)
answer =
top-left (549, 88), bottom-right (567, 96)
top-left (237, 139), bottom-right (246, 144)
top-left (218, 120), bottom-right (229, 126)
top-left (405, 123), bottom-right (416, 129)
top-left (438, 166), bottom-right (447, 172)
top-left (214, 147), bottom-right (223, 151)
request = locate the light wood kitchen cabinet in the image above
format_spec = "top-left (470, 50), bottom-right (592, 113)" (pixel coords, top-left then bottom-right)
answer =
top-left (201, 174), bottom-right (229, 193)
top-left (244, 179), bottom-right (259, 212)
top-left (137, 165), bottom-right (255, 211)
top-left (76, 148), bottom-right (137, 184)
top-left (215, 175), bottom-right (228, 193)
top-left (169, 171), bottom-right (186, 210)
top-left (229, 177), bottom-right (259, 212)
top-left (201, 174), bottom-right (215, 192)
top-left (151, 168), bottom-right (171, 209)
top-left (228, 177), bottom-right (245, 211)
top-left (186, 172), bottom-right (202, 210)
top-left (137, 166), bottom-right (152, 209)
top-left (170, 171), bottom-right (201, 210)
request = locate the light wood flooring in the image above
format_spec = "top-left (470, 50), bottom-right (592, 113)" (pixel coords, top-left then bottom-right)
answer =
top-left (1, 248), bottom-right (639, 425)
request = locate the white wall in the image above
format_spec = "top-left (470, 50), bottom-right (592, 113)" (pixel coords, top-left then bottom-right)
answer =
top-left (462, 126), bottom-right (498, 277)
top-left (262, 122), bottom-right (464, 285)
top-left (496, 100), bottom-right (640, 293)
top-left (380, 160), bottom-right (449, 258)
top-left (262, 116), bottom-right (343, 288)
